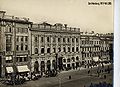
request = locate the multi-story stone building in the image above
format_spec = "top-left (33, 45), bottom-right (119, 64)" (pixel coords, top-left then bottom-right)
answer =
top-left (0, 11), bottom-right (31, 77)
top-left (30, 22), bottom-right (81, 74)
top-left (0, 11), bottom-right (113, 77)
top-left (80, 32), bottom-right (113, 68)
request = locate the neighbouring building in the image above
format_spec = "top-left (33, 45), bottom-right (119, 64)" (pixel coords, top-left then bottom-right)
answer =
top-left (0, 11), bottom-right (32, 77)
top-left (80, 31), bottom-right (113, 68)
top-left (30, 22), bottom-right (81, 74)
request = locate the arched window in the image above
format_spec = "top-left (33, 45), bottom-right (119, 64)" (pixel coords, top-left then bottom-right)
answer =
top-left (9, 27), bottom-right (12, 32)
top-left (67, 58), bottom-right (70, 62)
top-left (58, 47), bottom-right (61, 52)
top-left (76, 47), bottom-right (79, 52)
top-left (47, 48), bottom-right (50, 53)
top-left (68, 47), bottom-right (70, 52)
top-left (76, 56), bottom-right (79, 61)
top-left (72, 47), bottom-right (74, 52)
top-left (35, 48), bottom-right (38, 54)
top-left (47, 37), bottom-right (50, 42)
top-left (63, 59), bottom-right (66, 62)
top-left (63, 47), bottom-right (66, 52)
top-left (72, 57), bottom-right (75, 62)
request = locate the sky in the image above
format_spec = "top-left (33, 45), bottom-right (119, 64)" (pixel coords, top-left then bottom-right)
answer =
top-left (0, 0), bottom-right (114, 33)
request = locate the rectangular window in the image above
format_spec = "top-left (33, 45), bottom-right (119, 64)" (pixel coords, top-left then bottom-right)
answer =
top-left (47, 37), bottom-right (50, 42)
top-left (58, 38), bottom-right (60, 42)
top-left (72, 38), bottom-right (74, 42)
top-left (22, 28), bottom-right (24, 33)
top-left (68, 47), bottom-right (70, 52)
top-left (63, 38), bottom-right (65, 42)
top-left (53, 37), bottom-right (56, 42)
top-left (25, 28), bottom-right (28, 33)
top-left (67, 38), bottom-right (70, 42)
top-left (21, 36), bottom-right (24, 41)
top-left (41, 37), bottom-right (44, 42)
top-left (35, 36), bottom-right (38, 42)
top-left (25, 36), bottom-right (28, 42)
top-left (16, 28), bottom-right (19, 33)
top-left (53, 48), bottom-right (56, 53)
top-left (21, 43), bottom-right (23, 51)
top-left (6, 44), bottom-right (12, 51)
top-left (6, 35), bottom-right (12, 43)
top-left (76, 38), bottom-right (78, 42)
top-left (16, 36), bottom-right (19, 42)
top-left (19, 57), bottom-right (22, 62)
top-left (16, 45), bottom-right (19, 51)
top-left (25, 45), bottom-right (28, 50)
top-left (24, 57), bottom-right (27, 61)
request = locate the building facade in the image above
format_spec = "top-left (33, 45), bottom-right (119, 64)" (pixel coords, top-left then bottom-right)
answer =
top-left (80, 32), bottom-right (113, 68)
top-left (30, 23), bottom-right (81, 74)
top-left (0, 11), bottom-right (113, 77)
top-left (0, 11), bottom-right (31, 77)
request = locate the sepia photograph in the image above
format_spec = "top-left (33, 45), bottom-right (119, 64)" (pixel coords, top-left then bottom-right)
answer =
top-left (0, 0), bottom-right (114, 87)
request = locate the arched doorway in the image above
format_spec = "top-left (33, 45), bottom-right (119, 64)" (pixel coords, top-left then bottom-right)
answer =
top-left (47, 60), bottom-right (51, 71)
top-left (41, 61), bottom-right (45, 72)
top-left (34, 61), bottom-right (39, 73)
top-left (76, 56), bottom-right (80, 69)
top-left (52, 60), bottom-right (56, 70)
top-left (58, 57), bottom-right (63, 71)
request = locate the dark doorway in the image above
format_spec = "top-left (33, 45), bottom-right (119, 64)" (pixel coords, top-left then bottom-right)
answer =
top-left (76, 62), bottom-right (79, 69)
top-left (67, 64), bottom-right (71, 70)
top-left (52, 60), bottom-right (56, 70)
top-left (34, 61), bottom-right (39, 73)
top-left (41, 61), bottom-right (45, 72)
top-left (47, 60), bottom-right (51, 71)
top-left (72, 63), bottom-right (75, 69)
top-left (58, 57), bottom-right (63, 70)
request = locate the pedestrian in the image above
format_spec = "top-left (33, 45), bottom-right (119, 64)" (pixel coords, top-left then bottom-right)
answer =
top-left (88, 70), bottom-right (90, 74)
top-left (69, 75), bottom-right (71, 80)
top-left (104, 75), bottom-right (106, 79)
top-left (97, 71), bottom-right (99, 77)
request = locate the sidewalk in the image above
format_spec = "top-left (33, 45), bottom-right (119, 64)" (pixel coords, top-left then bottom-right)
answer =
top-left (60, 63), bottom-right (112, 74)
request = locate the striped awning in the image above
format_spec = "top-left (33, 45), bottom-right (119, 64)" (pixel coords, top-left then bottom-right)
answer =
top-left (17, 65), bottom-right (30, 73)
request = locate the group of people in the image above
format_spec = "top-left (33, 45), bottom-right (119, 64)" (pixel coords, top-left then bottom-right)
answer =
top-left (86, 82), bottom-right (112, 87)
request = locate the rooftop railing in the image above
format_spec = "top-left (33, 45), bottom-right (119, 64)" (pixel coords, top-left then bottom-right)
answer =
top-left (32, 23), bottom-right (80, 32)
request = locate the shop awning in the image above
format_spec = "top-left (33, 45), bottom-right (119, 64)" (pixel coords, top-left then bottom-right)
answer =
top-left (93, 57), bottom-right (99, 62)
top-left (17, 65), bottom-right (30, 73)
top-left (6, 67), bottom-right (14, 73)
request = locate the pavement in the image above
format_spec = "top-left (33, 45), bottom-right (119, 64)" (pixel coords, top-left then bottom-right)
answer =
top-left (0, 63), bottom-right (113, 87)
